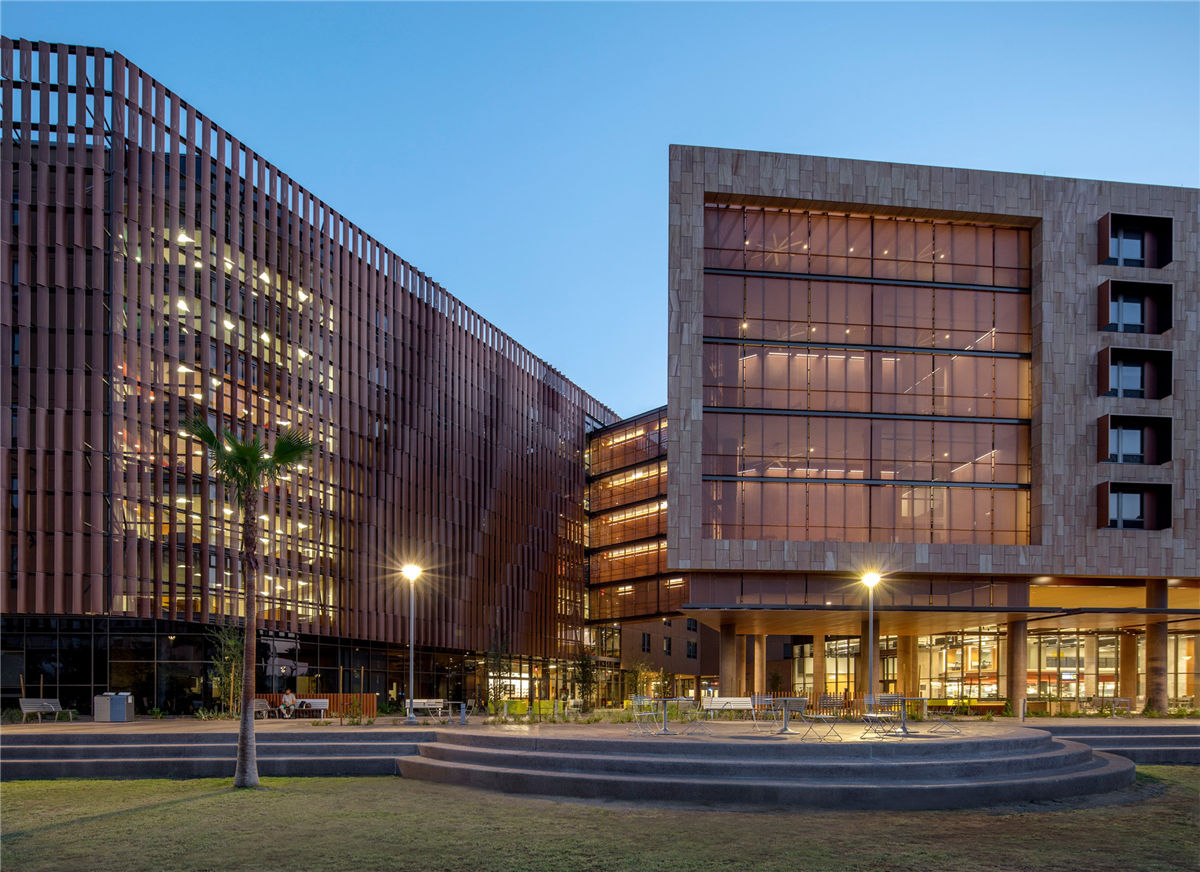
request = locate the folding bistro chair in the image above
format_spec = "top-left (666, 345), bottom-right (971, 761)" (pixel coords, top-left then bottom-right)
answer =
top-left (928, 699), bottom-right (963, 734)
top-left (861, 694), bottom-right (904, 739)
top-left (751, 695), bottom-right (780, 732)
top-left (628, 696), bottom-right (662, 735)
top-left (800, 695), bottom-right (843, 742)
top-left (677, 697), bottom-right (712, 735)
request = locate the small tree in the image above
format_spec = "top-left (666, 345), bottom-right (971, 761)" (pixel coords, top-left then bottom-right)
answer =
top-left (657, 666), bottom-right (674, 698)
top-left (630, 660), bottom-right (656, 698)
top-left (208, 625), bottom-right (244, 715)
top-left (484, 633), bottom-right (512, 716)
top-left (571, 647), bottom-right (598, 712)
top-left (184, 418), bottom-right (313, 789)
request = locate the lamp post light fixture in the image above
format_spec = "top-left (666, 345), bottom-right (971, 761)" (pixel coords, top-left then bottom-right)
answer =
top-left (861, 571), bottom-right (882, 712)
top-left (402, 563), bottom-right (423, 725)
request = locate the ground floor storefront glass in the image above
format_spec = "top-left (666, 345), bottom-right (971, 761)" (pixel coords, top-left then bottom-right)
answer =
top-left (0, 617), bottom-right (603, 716)
top-left (790, 627), bottom-right (1196, 704)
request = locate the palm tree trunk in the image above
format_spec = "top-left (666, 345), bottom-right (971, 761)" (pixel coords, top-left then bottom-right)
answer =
top-left (234, 490), bottom-right (260, 789)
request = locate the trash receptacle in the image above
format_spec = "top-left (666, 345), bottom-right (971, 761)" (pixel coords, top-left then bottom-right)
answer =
top-left (94, 692), bottom-right (135, 722)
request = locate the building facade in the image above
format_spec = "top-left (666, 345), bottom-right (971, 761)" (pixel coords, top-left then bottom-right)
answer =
top-left (585, 408), bottom-right (719, 700)
top-left (1, 39), bottom-right (615, 714)
top-left (668, 145), bottom-right (1198, 709)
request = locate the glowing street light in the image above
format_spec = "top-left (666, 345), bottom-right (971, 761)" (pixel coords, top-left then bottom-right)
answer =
top-left (862, 572), bottom-right (882, 712)
top-left (402, 563), bottom-right (423, 725)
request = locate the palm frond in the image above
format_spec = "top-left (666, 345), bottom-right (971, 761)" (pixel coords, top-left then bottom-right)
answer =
top-left (267, 428), bottom-right (316, 473)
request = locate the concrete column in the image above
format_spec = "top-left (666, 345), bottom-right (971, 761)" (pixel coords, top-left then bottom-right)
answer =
top-left (1119, 632), bottom-right (1139, 701)
top-left (1006, 619), bottom-right (1027, 711)
top-left (897, 635), bottom-right (920, 697)
top-left (811, 634), bottom-right (826, 699)
top-left (752, 635), bottom-right (767, 695)
top-left (719, 623), bottom-right (737, 697)
top-left (1145, 579), bottom-right (1168, 713)
top-left (855, 617), bottom-right (877, 699)
top-left (1083, 636), bottom-right (1099, 698)
top-left (735, 635), bottom-right (747, 695)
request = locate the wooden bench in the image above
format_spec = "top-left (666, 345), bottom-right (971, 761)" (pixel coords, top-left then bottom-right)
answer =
top-left (19, 698), bottom-right (76, 723)
top-left (410, 699), bottom-right (446, 717)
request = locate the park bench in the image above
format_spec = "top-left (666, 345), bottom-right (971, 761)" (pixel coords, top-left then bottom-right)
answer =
top-left (252, 699), bottom-right (277, 719)
top-left (296, 698), bottom-right (331, 718)
top-left (19, 698), bottom-right (76, 723)
top-left (410, 699), bottom-right (446, 717)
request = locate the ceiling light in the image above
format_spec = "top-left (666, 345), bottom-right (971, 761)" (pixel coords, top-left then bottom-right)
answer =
top-left (298, 290), bottom-right (308, 302)
top-left (259, 271), bottom-right (270, 281)
top-left (260, 331), bottom-right (270, 342)
top-left (223, 319), bottom-right (235, 330)
top-left (210, 377), bottom-right (222, 388)
top-left (176, 300), bottom-right (188, 312)
top-left (223, 508), bottom-right (233, 515)
top-left (177, 364), bottom-right (193, 373)
top-left (177, 232), bottom-right (192, 244)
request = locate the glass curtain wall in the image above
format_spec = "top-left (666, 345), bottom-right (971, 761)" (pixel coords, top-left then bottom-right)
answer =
top-left (700, 205), bottom-right (1032, 544)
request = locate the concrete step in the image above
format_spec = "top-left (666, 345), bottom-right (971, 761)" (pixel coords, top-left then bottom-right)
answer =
top-left (1041, 723), bottom-right (1200, 737)
top-left (2, 754), bottom-right (402, 780)
top-left (430, 728), bottom-right (1057, 760)
top-left (1087, 747), bottom-right (1200, 765)
top-left (0, 741), bottom-right (420, 761)
top-left (1043, 733), bottom-right (1199, 747)
top-left (416, 738), bottom-right (1095, 782)
top-left (396, 750), bottom-right (1135, 810)
top-left (0, 730), bottom-right (436, 747)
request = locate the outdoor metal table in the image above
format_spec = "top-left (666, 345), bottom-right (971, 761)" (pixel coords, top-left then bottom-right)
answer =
top-left (651, 697), bottom-right (692, 735)
top-left (772, 698), bottom-right (807, 734)
top-left (896, 697), bottom-right (927, 735)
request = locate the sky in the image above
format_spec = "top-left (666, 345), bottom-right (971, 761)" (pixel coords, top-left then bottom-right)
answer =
top-left (5, 1), bottom-right (1198, 418)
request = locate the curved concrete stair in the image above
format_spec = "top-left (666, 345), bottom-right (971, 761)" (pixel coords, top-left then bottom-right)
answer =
top-left (396, 728), bottom-right (1135, 809)
top-left (0, 730), bottom-right (435, 780)
top-left (1041, 723), bottom-right (1200, 764)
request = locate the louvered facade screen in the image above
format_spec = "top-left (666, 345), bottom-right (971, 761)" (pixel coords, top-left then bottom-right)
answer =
top-left (1, 38), bottom-right (615, 663)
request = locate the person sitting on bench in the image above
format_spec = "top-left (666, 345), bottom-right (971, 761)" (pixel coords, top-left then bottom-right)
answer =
top-left (280, 688), bottom-right (297, 719)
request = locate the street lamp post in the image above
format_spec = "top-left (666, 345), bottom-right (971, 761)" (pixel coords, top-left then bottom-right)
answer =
top-left (402, 564), bottom-right (423, 725)
top-left (862, 572), bottom-right (881, 712)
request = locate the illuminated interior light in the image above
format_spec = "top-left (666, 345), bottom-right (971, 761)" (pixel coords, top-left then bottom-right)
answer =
top-left (193, 261), bottom-right (203, 269)
top-left (191, 392), bottom-right (203, 400)
top-left (848, 247), bottom-right (854, 252)
top-left (176, 232), bottom-right (192, 243)
top-left (259, 271), bottom-right (270, 281)
top-left (298, 290), bottom-right (308, 302)
top-left (882, 249), bottom-right (889, 254)
top-left (210, 377), bottom-right (222, 388)
top-left (176, 300), bottom-right (188, 312)
top-left (298, 523), bottom-right (308, 530)
top-left (175, 498), bottom-right (189, 505)
top-left (223, 508), bottom-right (233, 515)
top-left (258, 514), bottom-right (269, 521)
top-left (223, 319), bottom-right (235, 330)
top-left (260, 331), bottom-right (270, 342)
top-left (177, 364), bottom-right (193, 373)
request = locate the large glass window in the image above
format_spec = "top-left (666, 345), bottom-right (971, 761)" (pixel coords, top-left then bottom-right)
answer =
top-left (701, 206), bottom-right (1031, 544)
top-left (1109, 491), bottom-right (1144, 529)
top-left (1109, 294), bottom-right (1145, 333)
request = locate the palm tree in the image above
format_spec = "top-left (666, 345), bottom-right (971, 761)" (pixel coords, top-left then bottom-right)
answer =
top-left (184, 418), bottom-right (314, 789)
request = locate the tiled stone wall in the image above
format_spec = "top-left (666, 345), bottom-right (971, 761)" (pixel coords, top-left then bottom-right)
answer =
top-left (668, 145), bottom-right (1198, 581)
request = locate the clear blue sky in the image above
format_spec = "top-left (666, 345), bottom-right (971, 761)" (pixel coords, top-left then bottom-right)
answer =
top-left (5, 2), bottom-right (1198, 417)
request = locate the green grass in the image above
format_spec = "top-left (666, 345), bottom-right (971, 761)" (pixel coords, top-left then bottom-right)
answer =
top-left (2, 768), bottom-right (1197, 871)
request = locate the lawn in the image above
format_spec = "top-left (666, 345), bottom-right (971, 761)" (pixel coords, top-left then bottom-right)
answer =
top-left (2, 768), bottom-right (1197, 872)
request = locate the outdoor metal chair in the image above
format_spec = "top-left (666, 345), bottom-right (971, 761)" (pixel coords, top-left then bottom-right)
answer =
top-left (628, 696), bottom-right (661, 735)
top-left (861, 694), bottom-right (904, 739)
top-left (677, 698), bottom-right (712, 735)
top-left (928, 699), bottom-right (963, 734)
top-left (751, 695), bottom-right (779, 732)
